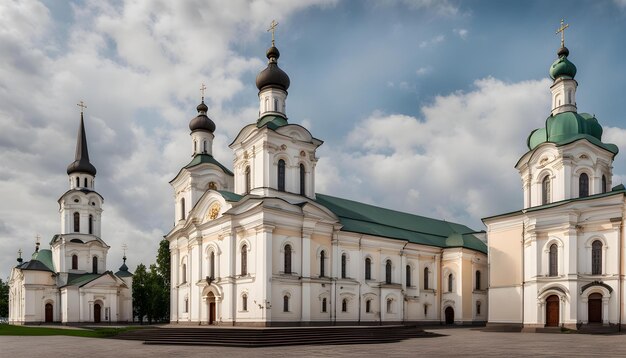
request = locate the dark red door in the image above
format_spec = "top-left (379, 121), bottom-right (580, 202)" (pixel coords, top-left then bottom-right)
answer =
top-left (45, 303), bottom-right (53, 323)
top-left (209, 302), bottom-right (216, 324)
top-left (445, 307), bottom-right (454, 324)
top-left (94, 303), bottom-right (101, 323)
top-left (546, 295), bottom-right (559, 327)
top-left (588, 293), bottom-right (602, 323)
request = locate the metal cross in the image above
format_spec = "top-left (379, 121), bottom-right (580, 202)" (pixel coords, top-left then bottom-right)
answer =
top-left (122, 243), bottom-right (128, 257)
top-left (267, 20), bottom-right (279, 46)
top-left (200, 83), bottom-right (207, 101)
top-left (18, 249), bottom-right (22, 258)
top-left (556, 19), bottom-right (569, 48)
top-left (35, 234), bottom-right (41, 244)
top-left (77, 100), bottom-right (87, 114)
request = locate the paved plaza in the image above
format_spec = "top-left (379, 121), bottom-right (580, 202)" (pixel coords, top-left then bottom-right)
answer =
top-left (2, 327), bottom-right (625, 357)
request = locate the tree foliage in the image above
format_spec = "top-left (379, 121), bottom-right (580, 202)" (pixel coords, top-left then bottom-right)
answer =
top-left (132, 239), bottom-right (171, 324)
top-left (0, 278), bottom-right (8, 318)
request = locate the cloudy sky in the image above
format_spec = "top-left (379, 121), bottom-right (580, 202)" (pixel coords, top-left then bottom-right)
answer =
top-left (2, 0), bottom-right (626, 279)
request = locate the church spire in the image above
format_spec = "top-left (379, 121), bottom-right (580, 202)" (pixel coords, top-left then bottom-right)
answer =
top-left (549, 19), bottom-right (577, 116)
top-left (67, 102), bottom-right (97, 176)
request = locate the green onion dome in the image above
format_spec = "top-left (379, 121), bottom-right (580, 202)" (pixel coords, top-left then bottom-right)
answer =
top-left (549, 47), bottom-right (577, 80)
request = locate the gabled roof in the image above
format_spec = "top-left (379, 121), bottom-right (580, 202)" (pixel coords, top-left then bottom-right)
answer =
top-left (170, 154), bottom-right (234, 183)
top-left (314, 193), bottom-right (486, 253)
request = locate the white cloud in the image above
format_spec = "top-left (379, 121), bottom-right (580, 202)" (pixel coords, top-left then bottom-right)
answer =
top-left (615, 0), bottom-right (626, 9)
top-left (317, 77), bottom-right (553, 227)
top-left (416, 66), bottom-right (432, 76)
top-left (454, 28), bottom-right (469, 39)
top-left (0, 0), bottom-right (336, 279)
top-left (419, 34), bottom-right (445, 48)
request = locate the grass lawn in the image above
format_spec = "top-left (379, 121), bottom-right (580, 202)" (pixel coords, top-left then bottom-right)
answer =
top-left (0, 324), bottom-right (140, 338)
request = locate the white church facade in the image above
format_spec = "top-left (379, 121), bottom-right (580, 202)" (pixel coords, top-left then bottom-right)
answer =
top-left (166, 31), bottom-right (488, 326)
top-left (484, 30), bottom-right (626, 331)
top-left (8, 111), bottom-right (133, 324)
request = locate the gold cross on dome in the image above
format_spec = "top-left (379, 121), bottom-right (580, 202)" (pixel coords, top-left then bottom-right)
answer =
top-left (556, 19), bottom-right (569, 48)
top-left (200, 83), bottom-right (207, 101)
top-left (267, 20), bottom-right (279, 46)
top-left (122, 243), bottom-right (128, 257)
top-left (77, 100), bottom-right (87, 114)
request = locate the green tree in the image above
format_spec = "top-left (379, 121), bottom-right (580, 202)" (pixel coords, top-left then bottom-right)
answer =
top-left (156, 239), bottom-right (170, 288)
top-left (132, 264), bottom-right (148, 324)
top-left (0, 278), bottom-right (8, 318)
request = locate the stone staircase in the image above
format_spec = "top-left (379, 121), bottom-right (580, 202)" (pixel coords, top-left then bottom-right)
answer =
top-left (115, 325), bottom-right (433, 347)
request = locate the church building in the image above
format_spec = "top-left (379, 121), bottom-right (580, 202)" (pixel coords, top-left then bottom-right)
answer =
top-left (8, 109), bottom-right (133, 324)
top-left (484, 23), bottom-right (626, 331)
top-left (166, 25), bottom-right (488, 326)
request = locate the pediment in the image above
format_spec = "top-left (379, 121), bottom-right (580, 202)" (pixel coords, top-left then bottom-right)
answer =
top-left (81, 273), bottom-right (127, 289)
top-left (301, 201), bottom-right (339, 222)
top-left (190, 191), bottom-right (232, 224)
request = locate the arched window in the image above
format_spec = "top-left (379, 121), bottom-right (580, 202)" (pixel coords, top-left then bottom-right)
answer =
top-left (365, 299), bottom-right (371, 313)
top-left (72, 254), bottom-right (78, 270)
top-left (549, 244), bottom-right (558, 277)
top-left (265, 98), bottom-right (269, 112)
top-left (277, 159), bottom-right (286, 192)
top-left (322, 298), bottom-right (327, 313)
top-left (73, 212), bottom-right (80, 232)
top-left (274, 98), bottom-right (278, 111)
top-left (245, 166), bottom-right (251, 193)
top-left (448, 273), bottom-right (453, 292)
top-left (284, 244), bottom-right (292, 274)
top-left (182, 263), bottom-right (187, 283)
top-left (386, 299), bottom-right (392, 313)
top-left (406, 265), bottom-right (411, 287)
top-left (385, 260), bottom-right (392, 284)
top-left (209, 251), bottom-right (215, 279)
top-left (476, 301), bottom-right (481, 315)
top-left (92, 256), bottom-right (98, 274)
top-left (194, 140), bottom-right (197, 153)
top-left (341, 254), bottom-right (347, 279)
top-left (475, 271), bottom-right (481, 290)
top-left (579, 173), bottom-right (589, 197)
top-left (342, 298), bottom-right (347, 312)
top-left (592, 240), bottom-right (602, 275)
top-left (203, 141), bottom-right (206, 153)
top-left (424, 267), bottom-right (429, 289)
top-left (184, 297), bottom-right (189, 313)
top-left (84, 178), bottom-right (88, 187)
top-left (602, 175), bottom-right (607, 193)
top-left (180, 198), bottom-right (186, 221)
top-left (76, 177), bottom-right (80, 188)
top-left (542, 176), bottom-right (551, 205)
top-left (365, 258), bottom-right (372, 280)
top-left (241, 245), bottom-right (248, 276)
top-left (299, 164), bottom-right (306, 195)
top-left (242, 294), bottom-right (248, 311)
top-left (88, 215), bottom-right (93, 235)
top-left (320, 250), bottom-right (326, 277)
top-left (283, 295), bottom-right (289, 312)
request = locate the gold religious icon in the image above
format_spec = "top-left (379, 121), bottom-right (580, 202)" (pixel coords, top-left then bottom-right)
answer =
top-left (556, 19), bottom-right (569, 48)
top-left (208, 203), bottom-right (221, 220)
top-left (268, 20), bottom-right (278, 46)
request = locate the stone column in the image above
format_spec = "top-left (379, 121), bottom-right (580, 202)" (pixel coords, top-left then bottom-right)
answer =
top-left (257, 224), bottom-right (274, 323)
top-left (301, 229), bottom-right (312, 323)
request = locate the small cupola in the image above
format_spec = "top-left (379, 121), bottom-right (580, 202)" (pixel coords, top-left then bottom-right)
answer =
top-left (549, 20), bottom-right (578, 116)
top-left (256, 20), bottom-right (290, 120)
top-left (189, 84), bottom-right (216, 156)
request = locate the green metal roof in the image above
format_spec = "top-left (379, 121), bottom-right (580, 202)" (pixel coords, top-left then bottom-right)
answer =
top-left (115, 261), bottom-right (133, 277)
top-left (549, 55), bottom-right (577, 80)
top-left (314, 193), bottom-right (487, 253)
top-left (65, 273), bottom-right (102, 287)
top-left (217, 190), bottom-right (243, 202)
top-left (18, 249), bottom-right (56, 272)
top-left (184, 154), bottom-right (234, 175)
top-left (257, 114), bottom-right (288, 129)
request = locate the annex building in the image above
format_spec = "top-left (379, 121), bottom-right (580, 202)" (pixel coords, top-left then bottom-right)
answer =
top-left (166, 28), bottom-right (488, 326)
top-left (8, 111), bottom-right (133, 324)
top-left (484, 27), bottom-right (626, 331)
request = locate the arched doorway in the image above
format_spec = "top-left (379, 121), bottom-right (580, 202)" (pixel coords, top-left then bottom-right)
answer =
top-left (94, 303), bottom-right (102, 323)
top-left (445, 307), bottom-right (454, 324)
top-left (45, 303), bottom-right (53, 323)
top-left (546, 295), bottom-right (559, 327)
top-left (207, 292), bottom-right (216, 325)
top-left (588, 293), bottom-right (602, 324)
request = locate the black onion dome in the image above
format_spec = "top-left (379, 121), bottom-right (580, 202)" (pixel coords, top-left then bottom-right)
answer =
top-left (189, 101), bottom-right (216, 132)
top-left (255, 46), bottom-right (290, 91)
top-left (557, 46), bottom-right (569, 57)
top-left (67, 114), bottom-right (97, 176)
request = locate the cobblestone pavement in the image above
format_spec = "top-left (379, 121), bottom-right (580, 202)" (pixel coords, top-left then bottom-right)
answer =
top-left (2, 327), bottom-right (625, 357)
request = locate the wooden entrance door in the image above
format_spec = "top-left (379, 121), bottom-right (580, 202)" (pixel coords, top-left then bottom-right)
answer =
top-left (94, 303), bottom-right (101, 323)
top-left (45, 303), bottom-right (53, 323)
top-left (546, 295), bottom-right (559, 327)
top-left (588, 293), bottom-right (602, 323)
top-left (209, 302), bottom-right (216, 324)
top-left (445, 307), bottom-right (454, 324)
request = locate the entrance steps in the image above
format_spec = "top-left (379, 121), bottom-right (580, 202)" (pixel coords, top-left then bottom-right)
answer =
top-left (115, 325), bottom-right (434, 347)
